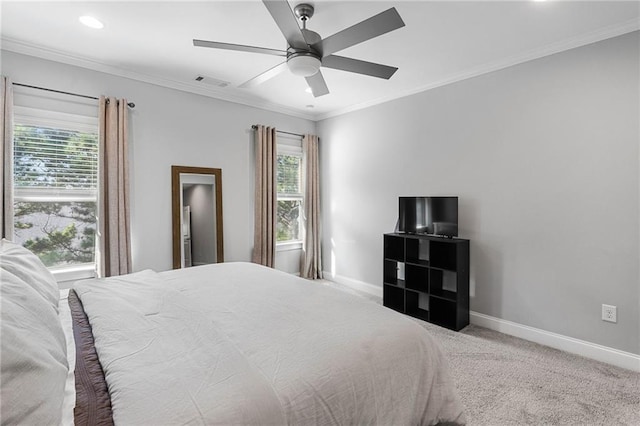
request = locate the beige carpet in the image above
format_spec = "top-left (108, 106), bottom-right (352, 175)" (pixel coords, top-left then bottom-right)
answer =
top-left (319, 280), bottom-right (640, 425)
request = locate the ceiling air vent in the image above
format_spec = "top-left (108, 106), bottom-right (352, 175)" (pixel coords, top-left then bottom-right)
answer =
top-left (194, 75), bottom-right (230, 88)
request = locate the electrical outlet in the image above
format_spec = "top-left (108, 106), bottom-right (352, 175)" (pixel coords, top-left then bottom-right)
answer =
top-left (602, 304), bottom-right (617, 323)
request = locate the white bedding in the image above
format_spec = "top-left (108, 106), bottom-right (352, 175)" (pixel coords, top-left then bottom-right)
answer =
top-left (73, 262), bottom-right (465, 425)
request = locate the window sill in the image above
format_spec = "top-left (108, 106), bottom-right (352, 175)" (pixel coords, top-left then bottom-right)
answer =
top-left (276, 241), bottom-right (303, 252)
top-left (50, 264), bottom-right (96, 284)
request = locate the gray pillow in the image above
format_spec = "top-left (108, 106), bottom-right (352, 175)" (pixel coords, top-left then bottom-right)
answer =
top-left (1, 247), bottom-right (68, 425)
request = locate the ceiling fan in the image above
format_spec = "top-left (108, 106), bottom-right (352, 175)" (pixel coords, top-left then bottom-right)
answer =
top-left (193, 0), bottom-right (405, 97)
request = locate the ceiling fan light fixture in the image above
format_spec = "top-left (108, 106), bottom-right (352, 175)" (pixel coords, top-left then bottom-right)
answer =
top-left (287, 53), bottom-right (321, 77)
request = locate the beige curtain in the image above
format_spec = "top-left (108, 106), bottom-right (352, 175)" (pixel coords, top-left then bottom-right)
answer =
top-left (0, 77), bottom-right (14, 240)
top-left (252, 125), bottom-right (277, 267)
top-left (97, 96), bottom-right (132, 277)
top-left (300, 134), bottom-right (322, 279)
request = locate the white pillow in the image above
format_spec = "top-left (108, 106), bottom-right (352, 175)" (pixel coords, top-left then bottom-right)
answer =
top-left (1, 245), bottom-right (68, 425)
top-left (0, 239), bottom-right (59, 311)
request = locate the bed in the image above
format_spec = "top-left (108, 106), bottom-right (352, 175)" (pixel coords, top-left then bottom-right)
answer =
top-left (1, 239), bottom-right (465, 425)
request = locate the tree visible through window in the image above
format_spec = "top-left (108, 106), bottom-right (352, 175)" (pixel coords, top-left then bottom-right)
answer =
top-left (13, 115), bottom-right (99, 268)
top-left (276, 152), bottom-right (303, 243)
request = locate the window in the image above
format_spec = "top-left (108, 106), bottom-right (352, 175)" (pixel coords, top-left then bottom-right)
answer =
top-left (276, 136), bottom-right (303, 247)
top-left (12, 106), bottom-right (99, 275)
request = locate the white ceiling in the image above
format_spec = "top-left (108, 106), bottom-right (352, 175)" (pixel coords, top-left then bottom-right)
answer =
top-left (1, 1), bottom-right (638, 120)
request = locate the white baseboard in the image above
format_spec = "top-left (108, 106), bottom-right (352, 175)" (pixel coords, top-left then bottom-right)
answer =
top-left (322, 272), bottom-right (640, 372)
top-left (470, 311), bottom-right (640, 372)
top-left (322, 271), bottom-right (382, 297)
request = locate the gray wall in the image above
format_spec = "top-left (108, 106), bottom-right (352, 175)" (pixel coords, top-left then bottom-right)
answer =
top-left (317, 32), bottom-right (639, 354)
top-left (1, 50), bottom-right (315, 273)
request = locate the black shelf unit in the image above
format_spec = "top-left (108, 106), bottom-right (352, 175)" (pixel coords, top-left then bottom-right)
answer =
top-left (383, 233), bottom-right (470, 331)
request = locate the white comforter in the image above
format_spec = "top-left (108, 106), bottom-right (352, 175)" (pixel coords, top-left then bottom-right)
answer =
top-left (73, 262), bottom-right (465, 425)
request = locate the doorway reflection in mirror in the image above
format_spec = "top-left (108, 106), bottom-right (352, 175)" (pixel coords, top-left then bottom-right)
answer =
top-left (181, 177), bottom-right (217, 266)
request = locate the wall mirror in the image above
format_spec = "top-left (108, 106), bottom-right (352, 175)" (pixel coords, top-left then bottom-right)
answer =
top-left (172, 166), bottom-right (223, 269)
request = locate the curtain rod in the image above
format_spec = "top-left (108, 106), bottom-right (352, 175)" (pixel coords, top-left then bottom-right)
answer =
top-left (12, 82), bottom-right (135, 108)
top-left (251, 124), bottom-right (303, 138)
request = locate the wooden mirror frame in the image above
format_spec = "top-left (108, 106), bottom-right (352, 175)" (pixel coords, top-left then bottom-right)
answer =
top-left (171, 166), bottom-right (224, 269)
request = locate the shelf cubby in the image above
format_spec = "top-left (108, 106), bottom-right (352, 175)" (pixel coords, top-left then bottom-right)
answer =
top-left (384, 235), bottom-right (404, 262)
top-left (429, 240), bottom-right (457, 271)
top-left (384, 260), bottom-right (403, 286)
top-left (406, 237), bottom-right (429, 265)
top-left (429, 299), bottom-right (458, 329)
top-left (383, 284), bottom-right (404, 313)
top-left (405, 290), bottom-right (429, 321)
top-left (405, 264), bottom-right (428, 292)
top-left (429, 269), bottom-right (458, 301)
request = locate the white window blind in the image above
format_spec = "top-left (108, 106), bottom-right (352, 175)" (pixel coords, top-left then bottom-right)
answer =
top-left (277, 154), bottom-right (301, 195)
top-left (14, 124), bottom-right (98, 196)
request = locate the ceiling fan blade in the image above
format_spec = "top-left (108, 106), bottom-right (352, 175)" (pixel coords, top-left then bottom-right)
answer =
top-left (305, 71), bottom-right (329, 98)
top-left (193, 39), bottom-right (287, 56)
top-left (238, 62), bottom-right (288, 88)
top-left (322, 55), bottom-right (398, 80)
top-left (262, 0), bottom-right (308, 50)
top-left (312, 8), bottom-right (405, 57)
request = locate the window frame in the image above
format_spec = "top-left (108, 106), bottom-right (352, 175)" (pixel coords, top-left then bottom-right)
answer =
top-left (12, 106), bottom-right (99, 281)
top-left (276, 135), bottom-right (304, 250)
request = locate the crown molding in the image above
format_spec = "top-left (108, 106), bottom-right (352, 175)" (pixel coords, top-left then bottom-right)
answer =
top-left (2, 17), bottom-right (638, 123)
top-left (314, 19), bottom-right (639, 121)
top-left (0, 37), bottom-right (316, 121)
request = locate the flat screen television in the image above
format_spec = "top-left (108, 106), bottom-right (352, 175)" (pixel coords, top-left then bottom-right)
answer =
top-left (398, 196), bottom-right (458, 237)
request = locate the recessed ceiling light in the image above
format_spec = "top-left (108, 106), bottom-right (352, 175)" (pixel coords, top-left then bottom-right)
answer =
top-left (79, 16), bottom-right (104, 29)
top-left (305, 87), bottom-right (312, 94)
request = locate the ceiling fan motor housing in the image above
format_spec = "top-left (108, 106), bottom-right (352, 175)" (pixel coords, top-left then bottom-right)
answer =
top-left (301, 28), bottom-right (321, 46)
